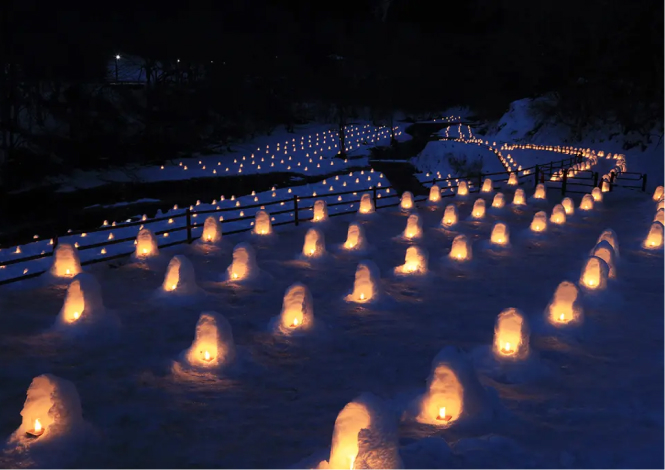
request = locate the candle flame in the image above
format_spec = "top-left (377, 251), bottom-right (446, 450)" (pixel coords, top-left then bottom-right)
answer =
top-left (350, 455), bottom-right (356, 470)
top-left (204, 350), bottom-right (211, 361)
top-left (73, 311), bottom-right (80, 320)
top-left (292, 318), bottom-right (299, 327)
top-left (34, 419), bottom-right (42, 432)
top-left (439, 407), bottom-right (446, 419)
top-left (232, 273), bottom-right (238, 279)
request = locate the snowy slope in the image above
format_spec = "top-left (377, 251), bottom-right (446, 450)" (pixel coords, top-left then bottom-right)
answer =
top-left (0, 183), bottom-right (662, 468)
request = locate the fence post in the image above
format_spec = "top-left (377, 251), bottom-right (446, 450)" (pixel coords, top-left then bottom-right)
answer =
top-left (372, 186), bottom-right (378, 209)
top-left (185, 208), bottom-right (193, 243)
top-left (561, 169), bottom-right (568, 196)
top-left (593, 172), bottom-right (599, 188)
top-left (641, 173), bottom-right (648, 192)
top-left (53, 233), bottom-right (59, 251)
top-left (534, 165), bottom-right (539, 188)
top-left (293, 195), bottom-right (299, 226)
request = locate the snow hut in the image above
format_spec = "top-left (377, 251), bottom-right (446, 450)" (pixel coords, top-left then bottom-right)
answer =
top-left (400, 191), bottom-right (414, 210)
top-left (184, 312), bottom-right (235, 369)
top-left (481, 178), bottom-right (493, 193)
top-left (449, 234), bottom-right (472, 261)
top-left (590, 241), bottom-right (617, 278)
top-left (591, 187), bottom-right (603, 202)
top-left (643, 221), bottom-right (664, 249)
top-left (457, 181), bottom-right (469, 196)
top-left (254, 210), bottom-right (272, 235)
top-left (358, 193), bottom-right (375, 214)
top-left (313, 200), bottom-right (329, 222)
top-left (512, 188), bottom-right (526, 206)
top-left (278, 283), bottom-right (314, 331)
top-left (395, 246), bottom-right (428, 275)
top-left (546, 281), bottom-right (582, 325)
top-left (226, 243), bottom-right (258, 281)
top-left (530, 211), bottom-right (548, 232)
top-left (441, 204), bottom-right (458, 227)
top-left (533, 183), bottom-right (546, 200)
top-left (653, 185), bottom-right (664, 202)
top-left (50, 243), bottom-right (82, 278)
top-left (550, 204), bottom-right (566, 224)
top-left (344, 222), bottom-right (367, 251)
top-left (490, 222), bottom-right (510, 246)
top-left (403, 213), bottom-right (422, 239)
top-left (302, 227), bottom-right (326, 258)
top-left (561, 197), bottom-right (575, 215)
top-left (579, 194), bottom-right (594, 211)
top-left (161, 255), bottom-right (197, 294)
top-left (579, 256), bottom-right (609, 290)
top-left (471, 198), bottom-right (486, 219)
top-left (596, 228), bottom-right (619, 257)
top-left (491, 192), bottom-right (505, 208)
top-left (55, 273), bottom-right (105, 327)
top-left (135, 228), bottom-right (159, 258)
top-left (493, 308), bottom-right (529, 360)
top-left (507, 173), bottom-right (518, 186)
top-left (201, 216), bottom-right (222, 243)
top-left (346, 261), bottom-right (380, 303)
top-left (429, 184), bottom-right (442, 203)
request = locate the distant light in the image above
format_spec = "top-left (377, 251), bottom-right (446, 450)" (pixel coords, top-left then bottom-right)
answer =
top-left (115, 55), bottom-right (120, 60)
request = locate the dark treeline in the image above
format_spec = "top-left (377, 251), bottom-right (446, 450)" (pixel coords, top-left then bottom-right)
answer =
top-left (0, 0), bottom-right (661, 190)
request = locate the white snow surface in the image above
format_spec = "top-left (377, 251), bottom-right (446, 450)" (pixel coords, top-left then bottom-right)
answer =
top-left (0, 184), bottom-right (662, 468)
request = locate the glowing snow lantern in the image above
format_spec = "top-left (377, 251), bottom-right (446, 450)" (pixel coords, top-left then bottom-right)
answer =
top-left (161, 255), bottom-right (197, 294)
top-left (346, 261), bottom-right (380, 303)
top-left (579, 256), bottom-right (609, 290)
top-left (50, 243), bottom-right (82, 278)
top-left (654, 209), bottom-right (664, 225)
top-left (653, 185), bottom-right (664, 201)
top-left (344, 222), bottom-right (367, 251)
top-left (591, 187), bottom-right (603, 202)
top-left (403, 213), bottom-right (422, 239)
top-left (449, 234), bottom-right (472, 261)
top-left (395, 246), bottom-right (428, 275)
top-left (278, 283), bottom-right (313, 332)
top-left (313, 199), bottom-right (328, 221)
top-left (658, 199), bottom-right (664, 211)
top-left (490, 222), bottom-right (510, 246)
top-left (512, 188), bottom-right (526, 206)
top-left (358, 193), bottom-right (375, 214)
top-left (471, 198), bottom-right (486, 219)
top-left (481, 178), bottom-right (493, 193)
top-left (596, 228), bottom-right (620, 257)
top-left (400, 191), bottom-right (414, 210)
top-left (643, 221), bottom-right (664, 249)
top-left (15, 374), bottom-right (83, 440)
top-left (507, 173), bottom-right (518, 185)
top-left (561, 197), bottom-right (575, 215)
top-left (601, 180), bottom-right (610, 192)
top-left (493, 308), bottom-right (529, 359)
top-left (226, 243), bottom-right (258, 282)
top-left (441, 204), bottom-right (458, 227)
top-left (201, 216), bottom-right (222, 243)
top-left (457, 181), bottom-right (469, 196)
top-left (590, 241), bottom-right (617, 279)
top-left (579, 194), bottom-right (594, 211)
top-left (302, 228), bottom-right (326, 258)
top-left (416, 346), bottom-right (490, 426)
top-left (530, 211), bottom-right (548, 232)
top-left (254, 210), bottom-right (272, 235)
top-left (56, 273), bottom-right (105, 327)
top-left (533, 183), bottom-right (546, 200)
top-left (183, 312), bottom-right (235, 369)
top-left (550, 204), bottom-right (566, 224)
top-left (429, 184), bottom-right (441, 203)
top-left (491, 192), bottom-right (505, 208)
top-left (546, 281), bottom-right (582, 325)
top-left (135, 228), bottom-right (159, 258)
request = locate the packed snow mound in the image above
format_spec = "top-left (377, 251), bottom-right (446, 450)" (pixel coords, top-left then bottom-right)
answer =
top-left (274, 283), bottom-right (314, 334)
top-left (411, 140), bottom-right (505, 179)
top-left (178, 311), bottom-right (236, 371)
top-left (54, 272), bottom-right (115, 334)
top-left (159, 255), bottom-right (198, 295)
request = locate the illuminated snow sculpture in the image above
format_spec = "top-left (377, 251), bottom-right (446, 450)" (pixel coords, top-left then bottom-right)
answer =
top-left (579, 256), bottom-right (609, 291)
top-left (533, 183), bottom-right (546, 200)
top-left (182, 311), bottom-right (235, 370)
top-left (643, 221), bottom-right (664, 250)
top-left (346, 261), bottom-right (380, 303)
top-left (596, 228), bottom-right (619, 258)
top-left (302, 228), bottom-right (326, 258)
top-left (481, 178), bottom-right (493, 193)
top-left (403, 213), bottom-right (423, 239)
top-left (201, 216), bottom-right (222, 243)
top-left (653, 185), bottom-right (664, 202)
top-left (400, 191), bottom-right (414, 210)
top-left (254, 210), bottom-right (272, 235)
top-left (429, 184), bottom-right (442, 203)
top-left (441, 204), bottom-right (458, 227)
top-left (134, 228), bottom-right (159, 259)
top-left (550, 204), bottom-right (566, 225)
top-left (161, 255), bottom-right (198, 294)
top-left (449, 234), bottom-right (472, 261)
top-left (546, 281), bottom-right (583, 325)
top-left (471, 198), bottom-right (486, 219)
top-left (55, 273), bottom-right (105, 329)
top-left (590, 241), bottom-right (617, 279)
top-left (507, 173), bottom-right (518, 186)
top-left (591, 187), bottom-right (603, 202)
top-left (343, 222), bottom-right (368, 251)
top-left (512, 188), bottom-right (526, 206)
top-left (530, 211), bottom-right (548, 232)
top-left (276, 283), bottom-right (314, 333)
top-left (50, 243), bottom-right (82, 278)
top-left (358, 193), bottom-right (375, 215)
top-left (490, 222), bottom-right (510, 246)
top-left (456, 181), bottom-right (469, 196)
top-left (561, 197), bottom-right (575, 215)
top-left (493, 308), bottom-right (529, 360)
top-left (654, 209), bottom-right (664, 225)
top-left (394, 246), bottom-right (428, 275)
top-left (225, 243), bottom-right (258, 282)
top-left (313, 200), bottom-right (329, 222)
top-left (579, 194), bottom-right (594, 211)
top-left (491, 193), bottom-right (505, 209)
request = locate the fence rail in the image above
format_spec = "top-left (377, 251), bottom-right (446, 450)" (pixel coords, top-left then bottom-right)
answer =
top-left (0, 155), bottom-right (646, 286)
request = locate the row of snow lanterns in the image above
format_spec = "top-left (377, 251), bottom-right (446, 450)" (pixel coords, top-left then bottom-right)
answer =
top-left (159, 124), bottom-right (400, 176)
top-left (645, 186), bottom-right (665, 249)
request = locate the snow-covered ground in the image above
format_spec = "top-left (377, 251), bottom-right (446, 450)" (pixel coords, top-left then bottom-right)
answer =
top-left (0, 181), bottom-right (662, 468)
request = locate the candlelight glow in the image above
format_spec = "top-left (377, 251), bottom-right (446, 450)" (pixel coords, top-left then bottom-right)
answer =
top-left (441, 204), bottom-right (458, 227)
top-left (254, 210), bottom-right (272, 235)
top-left (579, 194), bottom-right (594, 211)
top-left (184, 312), bottom-right (235, 368)
top-left (403, 213), bottom-right (423, 239)
top-left (493, 308), bottom-right (529, 359)
top-left (643, 221), bottom-right (664, 249)
top-left (490, 222), bottom-right (510, 246)
top-left (161, 255), bottom-right (196, 293)
top-left (601, 180), bottom-right (610, 192)
top-left (481, 178), bottom-right (493, 193)
top-left (596, 228), bottom-right (620, 257)
top-left (533, 183), bottom-right (546, 199)
top-left (449, 234), bottom-right (472, 261)
top-left (591, 187), bottom-right (603, 202)
top-left (346, 261), bottom-right (379, 303)
top-left (513, 188), bottom-right (526, 206)
top-left (416, 353), bottom-right (465, 425)
top-left (550, 204), bottom-right (566, 224)
top-left (279, 283), bottom-right (313, 332)
top-left (344, 222), bottom-right (367, 251)
top-left (328, 402), bottom-right (371, 470)
top-left (358, 193), bottom-right (375, 214)
top-left (471, 198), bottom-right (486, 219)
top-left (50, 243), bottom-right (82, 278)
top-left (313, 199), bottom-right (328, 221)
top-left (561, 197), bottom-right (575, 215)
top-left (429, 184), bottom-right (442, 202)
top-left (201, 216), bottom-right (222, 243)
top-left (579, 256), bottom-right (609, 290)
top-left (590, 241), bottom-right (617, 279)
top-left (135, 228), bottom-right (159, 258)
top-left (400, 191), bottom-right (414, 210)
top-left (507, 173), bottom-right (518, 185)
top-left (457, 181), bottom-right (469, 196)
top-left (57, 273), bottom-right (105, 327)
top-left (530, 211), bottom-right (548, 232)
top-left (302, 228), bottom-right (326, 258)
top-left (395, 246), bottom-right (428, 275)
top-left (492, 192), bottom-right (505, 208)
top-left (226, 243), bottom-right (257, 282)
top-left (654, 209), bottom-right (664, 225)
top-left (653, 185), bottom-right (664, 201)
top-left (546, 281), bottom-right (581, 325)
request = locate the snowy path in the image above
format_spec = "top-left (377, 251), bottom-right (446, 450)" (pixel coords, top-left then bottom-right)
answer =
top-left (0, 186), bottom-right (662, 468)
